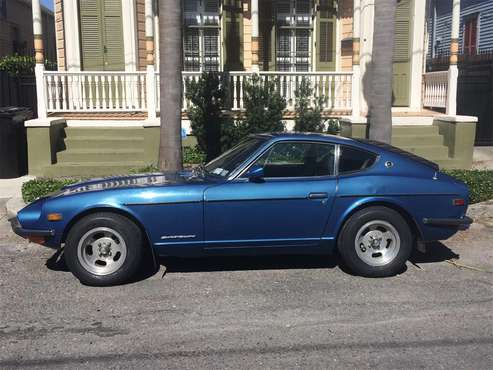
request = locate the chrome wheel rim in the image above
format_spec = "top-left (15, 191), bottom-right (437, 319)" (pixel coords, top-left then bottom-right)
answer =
top-left (77, 227), bottom-right (127, 275)
top-left (354, 220), bottom-right (400, 267)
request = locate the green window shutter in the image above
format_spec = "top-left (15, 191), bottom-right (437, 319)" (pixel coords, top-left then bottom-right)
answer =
top-left (80, 0), bottom-right (104, 71)
top-left (259, 1), bottom-right (275, 71)
top-left (316, 0), bottom-right (336, 71)
top-left (222, 0), bottom-right (243, 71)
top-left (392, 0), bottom-right (411, 106)
top-left (79, 0), bottom-right (124, 71)
top-left (102, 0), bottom-right (124, 71)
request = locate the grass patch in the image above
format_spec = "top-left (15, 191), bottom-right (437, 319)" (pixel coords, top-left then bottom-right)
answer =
top-left (443, 169), bottom-right (493, 204)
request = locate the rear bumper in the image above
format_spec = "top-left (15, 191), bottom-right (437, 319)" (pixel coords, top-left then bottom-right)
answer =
top-left (9, 217), bottom-right (55, 238)
top-left (423, 216), bottom-right (473, 229)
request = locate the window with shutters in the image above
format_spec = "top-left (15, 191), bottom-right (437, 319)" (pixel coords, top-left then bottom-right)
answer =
top-left (183, 0), bottom-right (221, 71)
top-left (463, 14), bottom-right (478, 56)
top-left (275, 0), bottom-right (312, 71)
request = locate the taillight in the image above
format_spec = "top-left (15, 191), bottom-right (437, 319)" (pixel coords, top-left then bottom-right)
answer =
top-left (453, 198), bottom-right (465, 206)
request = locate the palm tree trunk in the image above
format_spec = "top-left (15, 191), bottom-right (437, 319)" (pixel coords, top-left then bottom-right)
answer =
top-left (368, 0), bottom-right (397, 143)
top-left (158, 0), bottom-right (183, 171)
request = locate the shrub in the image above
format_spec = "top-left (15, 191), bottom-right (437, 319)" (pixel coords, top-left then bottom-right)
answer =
top-left (22, 178), bottom-right (80, 203)
top-left (444, 169), bottom-right (493, 204)
top-left (185, 72), bottom-right (228, 161)
top-left (183, 145), bottom-right (206, 164)
top-left (0, 54), bottom-right (56, 76)
top-left (240, 74), bottom-right (286, 135)
top-left (294, 78), bottom-right (340, 135)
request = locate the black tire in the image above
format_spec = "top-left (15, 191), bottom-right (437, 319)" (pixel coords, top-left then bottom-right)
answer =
top-left (337, 206), bottom-right (413, 277)
top-left (65, 212), bottom-right (144, 286)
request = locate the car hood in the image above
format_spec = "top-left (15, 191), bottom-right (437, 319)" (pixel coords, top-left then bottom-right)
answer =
top-left (58, 171), bottom-right (211, 196)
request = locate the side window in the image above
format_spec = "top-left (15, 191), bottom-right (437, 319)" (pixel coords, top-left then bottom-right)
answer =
top-left (339, 146), bottom-right (377, 174)
top-left (250, 142), bottom-right (336, 178)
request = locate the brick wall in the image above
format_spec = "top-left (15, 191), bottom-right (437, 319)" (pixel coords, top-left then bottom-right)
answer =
top-left (55, 0), bottom-right (65, 70)
top-left (136, 0), bottom-right (146, 70)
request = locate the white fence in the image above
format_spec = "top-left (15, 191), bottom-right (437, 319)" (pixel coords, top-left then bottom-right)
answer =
top-left (423, 71), bottom-right (448, 109)
top-left (43, 70), bottom-right (353, 115)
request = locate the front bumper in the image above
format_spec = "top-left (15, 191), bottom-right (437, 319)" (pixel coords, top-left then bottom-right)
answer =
top-left (9, 217), bottom-right (55, 238)
top-left (423, 216), bottom-right (473, 229)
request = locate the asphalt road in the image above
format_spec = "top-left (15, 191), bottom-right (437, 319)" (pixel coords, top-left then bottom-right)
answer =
top-left (0, 198), bottom-right (492, 369)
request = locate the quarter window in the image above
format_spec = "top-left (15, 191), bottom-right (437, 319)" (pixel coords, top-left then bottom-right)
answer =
top-left (250, 142), bottom-right (336, 178)
top-left (339, 146), bottom-right (377, 174)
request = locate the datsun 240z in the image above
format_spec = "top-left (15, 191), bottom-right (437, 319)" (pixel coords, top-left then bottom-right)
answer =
top-left (11, 133), bottom-right (472, 285)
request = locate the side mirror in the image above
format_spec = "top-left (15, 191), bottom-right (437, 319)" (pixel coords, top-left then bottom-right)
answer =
top-left (245, 164), bottom-right (264, 182)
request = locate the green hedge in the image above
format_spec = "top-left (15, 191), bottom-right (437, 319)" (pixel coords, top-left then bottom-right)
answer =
top-left (22, 178), bottom-right (80, 203)
top-left (443, 169), bottom-right (493, 204)
top-left (21, 169), bottom-right (493, 205)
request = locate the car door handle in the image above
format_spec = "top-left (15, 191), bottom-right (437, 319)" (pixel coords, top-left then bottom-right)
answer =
top-left (308, 192), bottom-right (328, 200)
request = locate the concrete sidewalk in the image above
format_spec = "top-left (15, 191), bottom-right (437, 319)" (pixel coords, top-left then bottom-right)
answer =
top-left (0, 176), bottom-right (33, 200)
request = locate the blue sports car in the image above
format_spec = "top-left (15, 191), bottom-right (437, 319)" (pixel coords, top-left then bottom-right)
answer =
top-left (11, 133), bottom-right (472, 285)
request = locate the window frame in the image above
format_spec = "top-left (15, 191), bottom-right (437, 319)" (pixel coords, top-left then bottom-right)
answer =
top-left (233, 140), bottom-right (339, 181)
top-left (337, 144), bottom-right (380, 176)
top-left (183, 0), bottom-right (221, 72)
top-left (463, 13), bottom-right (479, 56)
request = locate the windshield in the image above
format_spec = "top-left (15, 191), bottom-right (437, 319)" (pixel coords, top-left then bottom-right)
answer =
top-left (204, 137), bottom-right (268, 177)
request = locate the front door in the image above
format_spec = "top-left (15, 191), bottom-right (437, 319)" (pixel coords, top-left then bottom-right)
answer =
top-left (79, 0), bottom-right (125, 71)
top-left (203, 141), bottom-right (337, 250)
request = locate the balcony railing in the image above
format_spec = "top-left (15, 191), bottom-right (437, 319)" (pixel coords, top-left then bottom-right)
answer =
top-left (423, 71), bottom-right (448, 109)
top-left (42, 70), bottom-right (353, 116)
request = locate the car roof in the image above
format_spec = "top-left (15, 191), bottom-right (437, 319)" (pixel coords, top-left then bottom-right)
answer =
top-left (253, 132), bottom-right (359, 146)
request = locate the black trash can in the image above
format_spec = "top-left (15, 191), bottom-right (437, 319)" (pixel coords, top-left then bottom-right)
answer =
top-left (0, 107), bottom-right (33, 179)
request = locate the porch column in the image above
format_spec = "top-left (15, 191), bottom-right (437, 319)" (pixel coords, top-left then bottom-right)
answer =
top-left (251, 0), bottom-right (260, 72)
top-left (352, 0), bottom-right (361, 117)
top-left (32, 0), bottom-right (47, 119)
top-left (446, 0), bottom-right (460, 115)
top-left (146, 0), bottom-right (157, 120)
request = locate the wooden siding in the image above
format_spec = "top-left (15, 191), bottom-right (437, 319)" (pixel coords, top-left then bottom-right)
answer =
top-left (339, 0), bottom-right (353, 72)
top-left (429, 0), bottom-right (493, 57)
top-left (136, 0), bottom-right (146, 70)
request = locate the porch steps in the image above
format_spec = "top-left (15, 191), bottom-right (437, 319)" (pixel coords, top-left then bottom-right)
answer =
top-left (42, 161), bottom-right (146, 177)
top-left (46, 127), bottom-right (147, 177)
top-left (390, 125), bottom-right (456, 168)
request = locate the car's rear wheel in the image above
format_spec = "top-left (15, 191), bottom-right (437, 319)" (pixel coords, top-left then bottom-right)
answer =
top-left (338, 206), bottom-right (413, 277)
top-left (65, 213), bottom-right (143, 286)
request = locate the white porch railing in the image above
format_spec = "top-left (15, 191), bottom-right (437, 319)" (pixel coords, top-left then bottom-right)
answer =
top-left (423, 71), bottom-right (448, 109)
top-left (44, 71), bottom-right (147, 112)
top-left (43, 70), bottom-right (353, 115)
top-left (179, 71), bottom-right (353, 112)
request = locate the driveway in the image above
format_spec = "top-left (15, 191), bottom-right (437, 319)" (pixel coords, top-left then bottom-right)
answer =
top-left (0, 198), bottom-right (492, 369)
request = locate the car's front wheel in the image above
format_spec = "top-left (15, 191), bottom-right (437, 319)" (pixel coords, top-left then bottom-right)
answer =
top-left (65, 213), bottom-right (144, 286)
top-left (338, 206), bottom-right (413, 277)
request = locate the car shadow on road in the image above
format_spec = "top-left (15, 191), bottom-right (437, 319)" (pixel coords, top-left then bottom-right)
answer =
top-left (410, 241), bottom-right (459, 264)
top-left (158, 254), bottom-right (339, 274)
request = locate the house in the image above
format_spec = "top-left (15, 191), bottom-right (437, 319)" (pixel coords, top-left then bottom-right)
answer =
top-left (426, 0), bottom-right (493, 146)
top-left (24, 0), bottom-right (477, 177)
top-left (428, 0), bottom-right (493, 58)
top-left (0, 0), bottom-right (55, 60)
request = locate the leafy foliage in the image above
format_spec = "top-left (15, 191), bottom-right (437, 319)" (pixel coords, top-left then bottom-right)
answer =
top-left (444, 169), bottom-right (493, 204)
top-left (183, 145), bottom-right (206, 164)
top-left (0, 54), bottom-right (56, 76)
top-left (240, 74), bottom-right (286, 135)
top-left (22, 178), bottom-right (79, 203)
top-left (294, 78), bottom-right (340, 135)
top-left (185, 72), bottom-right (228, 161)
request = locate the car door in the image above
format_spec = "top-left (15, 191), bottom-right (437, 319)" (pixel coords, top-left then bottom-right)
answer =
top-left (203, 141), bottom-right (338, 250)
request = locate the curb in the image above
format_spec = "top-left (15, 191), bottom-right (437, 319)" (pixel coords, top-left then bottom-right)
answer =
top-left (5, 197), bottom-right (26, 219)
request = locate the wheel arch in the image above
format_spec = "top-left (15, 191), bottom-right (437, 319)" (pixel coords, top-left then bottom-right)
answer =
top-left (61, 206), bottom-right (158, 266)
top-left (335, 200), bottom-right (423, 246)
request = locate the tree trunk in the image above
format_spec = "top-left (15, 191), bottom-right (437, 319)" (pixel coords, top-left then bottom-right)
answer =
top-left (158, 0), bottom-right (183, 171)
top-left (368, 0), bottom-right (397, 143)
